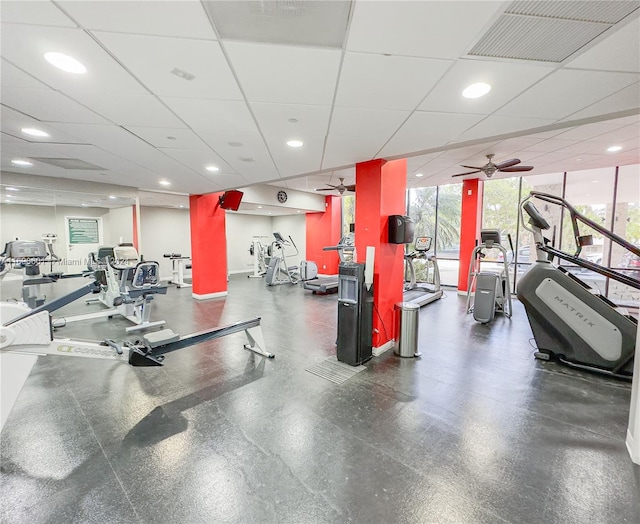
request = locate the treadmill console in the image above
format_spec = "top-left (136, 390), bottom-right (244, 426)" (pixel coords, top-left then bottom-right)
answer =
top-left (414, 237), bottom-right (432, 252)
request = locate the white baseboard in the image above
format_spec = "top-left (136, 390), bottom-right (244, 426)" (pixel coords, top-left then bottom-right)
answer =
top-left (373, 339), bottom-right (395, 357)
top-left (229, 269), bottom-right (252, 275)
top-left (192, 291), bottom-right (228, 300)
top-left (627, 429), bottom-right (640, 464)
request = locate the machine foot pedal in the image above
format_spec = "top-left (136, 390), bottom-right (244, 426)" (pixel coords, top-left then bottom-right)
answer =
top-left (128, 348), bottom-right (164, 366)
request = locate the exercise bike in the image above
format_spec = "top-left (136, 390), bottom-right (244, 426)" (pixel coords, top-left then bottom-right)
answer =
top-left (265, 232), bottom-right (301, 286)
top-left (465, 229), bottom-right (513, 323)
top-left (58, 245), bottom-right (167, 333)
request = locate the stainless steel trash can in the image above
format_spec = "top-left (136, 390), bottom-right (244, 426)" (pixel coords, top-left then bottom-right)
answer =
top-left (394, 302), bottom-right (421, 357)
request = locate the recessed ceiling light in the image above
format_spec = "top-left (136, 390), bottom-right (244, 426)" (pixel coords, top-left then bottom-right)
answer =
top-left (6, 187), bottom-right (18, 191)
top-left (607, 145), bottom-right (622, 152)
top-left (11, 159), bottom-right (33, 166)
top-left (286, 140), bottom-right (304, 148)
top-left (257, 206), bottom-right (263, 209)
top-left (167, 136), bottom-right (177, 141)
top-left (462, 82), bottom-right (491, 99)
top-left (109, 195), bottom-right (117, 199)
top-left (81, 203), bottom-right (88, 207)
top-left (159, 179), bottom-right (171, 186)
top-left (205, 165), bottom-right (219, 172)
top-left (21, 127), bottom-right (49, 137)
top-left (268, 212), bottom-right (272, 215)
top-left (179, 205), bottom-right (185, 208)
top-left (415, 173), bottom-right (424, 177)
top-left (5, 194), bottom-right (14, 198)
top-left (296, 210), bottom-right (301, 213)
top-left (44, 52), bottom-right (87, 74)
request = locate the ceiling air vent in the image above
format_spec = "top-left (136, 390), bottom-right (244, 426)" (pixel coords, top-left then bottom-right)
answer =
top-left (468, 0), bottom-right (640, 63)
top-left (32, 158), bottom-right (106, 170)
top-left (203, 0), bottom-right (352, 48)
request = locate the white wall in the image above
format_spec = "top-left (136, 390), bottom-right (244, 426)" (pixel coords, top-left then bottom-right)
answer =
top-left (139, 206), bottom-right (191, 279)
top-left (225, 213), bottom-right (273, 274)
top-left (272, 215), bottom-right (307, 264)
top-left (108, 206), bottom-right (134, 246)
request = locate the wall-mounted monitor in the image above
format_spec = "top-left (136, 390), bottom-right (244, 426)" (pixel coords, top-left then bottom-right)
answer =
top-left (219, 190), bottom-right (244, 211)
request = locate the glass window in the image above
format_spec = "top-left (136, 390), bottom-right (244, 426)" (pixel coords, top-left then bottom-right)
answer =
top-left (608, 164), bottom-right (640, 307)
top-left (434, 184), bottom-right (461, 286)
top-left (342, 194), bottom-right (355, 239)
top-left (561, 167), bottom-right (616, 296)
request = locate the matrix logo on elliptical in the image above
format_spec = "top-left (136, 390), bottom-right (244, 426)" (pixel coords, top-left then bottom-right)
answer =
top-left (552, 296), bottom-right (595, 327)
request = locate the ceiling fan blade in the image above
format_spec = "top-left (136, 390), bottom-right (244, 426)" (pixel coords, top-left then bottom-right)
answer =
top-left (460, 164), bottom-right (483, 170)
top-left (452, 169), bottom-right (482, 177)
top-left (499, 165), bottom-right (534, 172)
top-left (345, 184), bottom-right (356, 191)
top-left (494, 158), bottom-right (520, 169)
top-left (315, 188), bottom-right (335, 191)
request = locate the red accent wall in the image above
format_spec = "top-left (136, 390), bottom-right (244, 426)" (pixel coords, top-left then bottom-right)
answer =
top-left (132, 205), bottom-right (139, 251)
top-left (457, 178), bottom-right (484, 291)
top-left (355, 159), bottom-right (406, 348)
top-left (189, 193), bottom-right (228, 296)
top-left (306, 195), bottom-right (342, 274)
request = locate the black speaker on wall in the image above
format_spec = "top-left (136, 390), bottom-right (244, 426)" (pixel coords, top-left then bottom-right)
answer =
top-left (388, 215), bottom-right (415, 244)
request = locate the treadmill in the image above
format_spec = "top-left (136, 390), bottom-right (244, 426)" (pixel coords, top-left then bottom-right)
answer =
top-left (302, 239), bottom-right (355, 294)
top-left (403, 237), bottom-right (443, 307)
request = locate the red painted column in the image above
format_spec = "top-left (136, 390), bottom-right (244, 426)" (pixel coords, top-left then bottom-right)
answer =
top-left (457, 178), bottom-right (484, 292)
top-left (306, 195), bottom-right (342, 274)
top-left (132, 205), bottom-right (139, 251)
top-left (355, 159), bottom-right (406, 350)
top-left (189, 192), bottom-right (228, 299)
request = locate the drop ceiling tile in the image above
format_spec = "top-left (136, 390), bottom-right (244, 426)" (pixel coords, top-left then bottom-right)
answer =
top-left (330, 107), bottom-right (409, 145)
top-left (2, 87), bottom-right (108, 124)
top-left (347, 1), bottom-right (506, 58)
top-left (336, 52), bottom-right (453, 110)
top-left (567, 17), bottom-right (640, 73)
top-left (496, 69), bottom-right (639, 120)
top-left (419, 58), bottom-right (555, 114)
top-left (263, 135), bottom-right (324, 178)
top-left (249, 102), bottom-right (331, 138)
top-left (58, 0), bottom-right (216, 39)
top-left (125, 127), bottom-right (208, 150)
top-left (0, 24), bottom-right (147, 96)
top-left (522, 138), bottom-right (580, 153)
top-left (93, 32), bottom-right (242, 99)
top-left (224, 42), bottom-right (341, 104)
top-left (1, 106), bottom-right (90, 145)
top-left (160, 148), bottom-right (236, 176)
top-left (378, 112), bottom-right (485, 158)
top-left (560, 82), bottom-right (640, 121)
top-left (1, 1), bottom-right (76, 27)
top-left (161, 98), bottom-right (256, 132)
top-left (455, 115), bottom-right (557, 142)
top-left (553, 122), bottom-right (629, 141)
top-left (50, 122), bottom-right (201, 179)
top-left (322, 136), bottom-right (383, 169)
top-left (69, 93), bottom-right (187, 128)
top-left (196, 130), bottom-right (280, 183)
top-left (1, 59), bottom-right (48, 88)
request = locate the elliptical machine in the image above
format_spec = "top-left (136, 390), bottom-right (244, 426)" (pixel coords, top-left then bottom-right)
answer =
top-left (517, 191), bottom-right (638, 380)
top-left (466, 229), bottom-right (513, 323)
top-left (403, 236), bottom-right (443, 307)
top-left (265, 232), bottom-right (301, 285)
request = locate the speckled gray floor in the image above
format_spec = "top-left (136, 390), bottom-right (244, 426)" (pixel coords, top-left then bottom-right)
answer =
top-left (1, 274), bottom-right (639, 523)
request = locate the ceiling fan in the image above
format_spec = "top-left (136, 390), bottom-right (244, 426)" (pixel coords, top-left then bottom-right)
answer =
top-left (315, 177), bottom-right (355, 195)
top-left (451, 154), bottom-right (534, 178)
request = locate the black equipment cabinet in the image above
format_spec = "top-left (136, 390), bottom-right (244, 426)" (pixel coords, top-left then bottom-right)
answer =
top-left (337, 262), bottom-right (373, 366)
